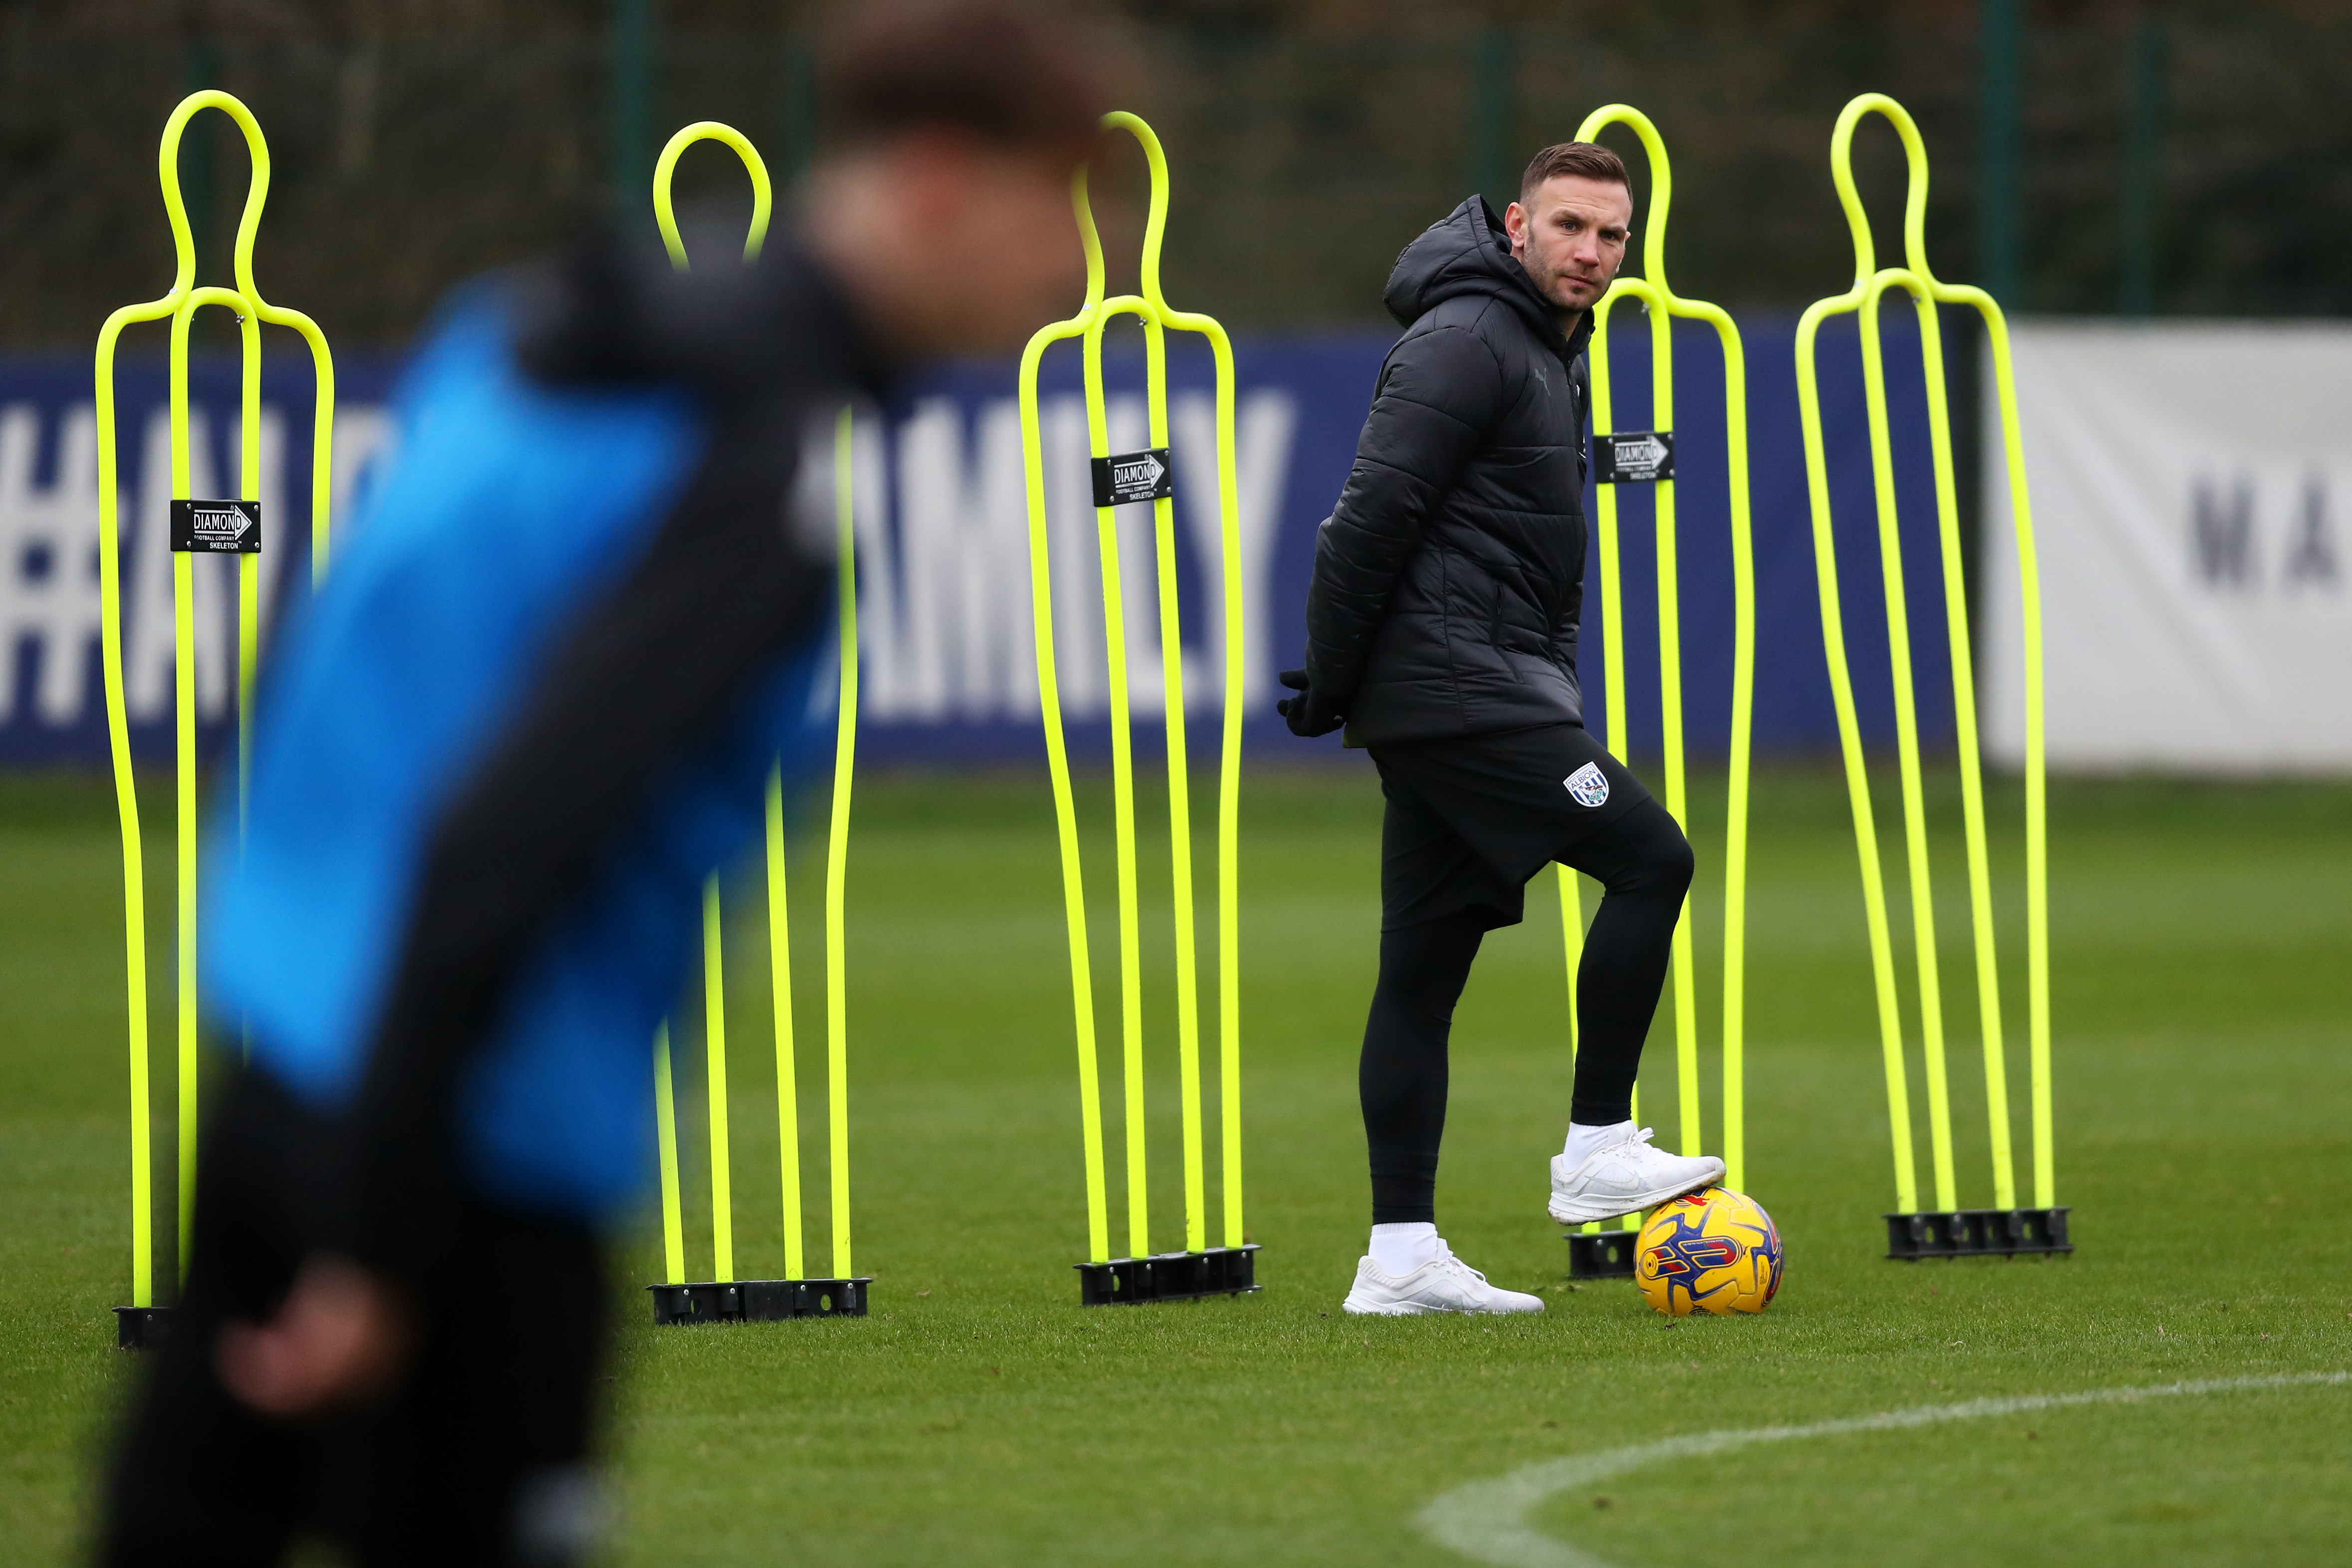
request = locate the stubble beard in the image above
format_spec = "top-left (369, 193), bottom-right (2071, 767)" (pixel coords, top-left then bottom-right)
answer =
top-left (1548, 271), bottom-right (1604, 316)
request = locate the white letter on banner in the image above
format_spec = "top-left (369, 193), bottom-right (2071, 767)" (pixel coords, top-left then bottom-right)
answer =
top-left (896, 399), bottom-right (1035, 722)
top-left (1040, 393), bottom-right (1104, 719)
top-left (1175, 388), bottom-right (1297, 710)
top-left (800, 413), bottom-right (893, 720)
top-left (0, 405), bottom-right (105, 725)
top-left (894, 400), bottom-right (962, 723)
top-left (974, 398), bottom-right (1039, 719)
top-left (790, 411), bottom-right (892, 722)
top-left (125, 409), bottom-right (185, 722)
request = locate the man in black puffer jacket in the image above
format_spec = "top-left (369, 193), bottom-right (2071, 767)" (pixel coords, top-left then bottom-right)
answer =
top-left (1280, 141), bottom-right (1724, 1316)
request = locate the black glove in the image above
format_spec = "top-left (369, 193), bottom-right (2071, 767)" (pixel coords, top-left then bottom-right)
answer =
top-left (1277, 668), bottom-right (1346, 738)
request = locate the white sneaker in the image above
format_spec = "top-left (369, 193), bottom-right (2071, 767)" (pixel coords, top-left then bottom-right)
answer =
top-left (1341, 1242), bottom-right (1546, 1316)
top-left (1547, 1125), bottom-right (1725, 1224)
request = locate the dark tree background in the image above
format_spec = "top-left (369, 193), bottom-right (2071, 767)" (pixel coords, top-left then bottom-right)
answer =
top-left (2, 0), bottom-right (2348, 347)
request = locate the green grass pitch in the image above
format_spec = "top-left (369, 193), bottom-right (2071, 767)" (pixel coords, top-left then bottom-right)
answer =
top-left (3, 763), bottom-right (2349, 1565)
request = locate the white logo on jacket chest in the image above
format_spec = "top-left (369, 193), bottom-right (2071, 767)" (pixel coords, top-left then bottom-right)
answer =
top-left (1564, 762), bottom-right (1610, 807)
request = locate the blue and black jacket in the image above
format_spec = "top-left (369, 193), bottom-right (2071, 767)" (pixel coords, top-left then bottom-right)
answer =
top-left (203, 232), bottom-right (883, 1281)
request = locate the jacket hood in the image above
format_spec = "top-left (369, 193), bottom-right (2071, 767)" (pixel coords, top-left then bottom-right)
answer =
top-left (1384, 196), bottom-right (1579, 355)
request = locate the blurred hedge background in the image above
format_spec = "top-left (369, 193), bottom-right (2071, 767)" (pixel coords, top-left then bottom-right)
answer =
top-left (3, 1), bottom-right (2350, 348)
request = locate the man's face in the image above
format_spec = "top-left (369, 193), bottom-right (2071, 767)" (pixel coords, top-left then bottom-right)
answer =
top-left (1504, 175), bottom-right (1633, 320)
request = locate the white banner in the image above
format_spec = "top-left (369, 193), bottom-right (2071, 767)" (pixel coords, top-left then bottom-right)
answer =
top-left (1984, 321), bottom-right (2352, 773)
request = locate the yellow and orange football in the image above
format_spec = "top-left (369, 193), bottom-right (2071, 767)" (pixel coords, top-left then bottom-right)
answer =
top-left (1634, 1186), bottom-right (1784, 1317)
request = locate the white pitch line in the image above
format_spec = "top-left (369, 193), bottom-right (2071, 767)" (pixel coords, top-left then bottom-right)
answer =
top-left (1417, 1370), bottom-right (2352, 1568)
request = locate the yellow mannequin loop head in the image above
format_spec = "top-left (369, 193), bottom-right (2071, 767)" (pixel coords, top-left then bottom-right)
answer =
top-left (1070, 166), bottom-right (1108, 313)
top-left (1068, 111), bottom-right (1172, 315)
top-left (1572, 103), bottom-right (1675, 300)
top-left (653, 122), bottom-right (775, 271)
top-left (156, 90), bottom-right (278, 310)
top-left (1829, 92), bottom-right (1936, 289)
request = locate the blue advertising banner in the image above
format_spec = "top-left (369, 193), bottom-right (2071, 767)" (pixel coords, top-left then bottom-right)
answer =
top-left (0, 312), bottom-right (1958, 770)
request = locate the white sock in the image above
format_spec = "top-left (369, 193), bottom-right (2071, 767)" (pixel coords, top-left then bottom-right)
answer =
top-left (1562, 1119), bottom-right (1636, 1169)
top-left (1369, 1222), bottom-right (1440, 1276)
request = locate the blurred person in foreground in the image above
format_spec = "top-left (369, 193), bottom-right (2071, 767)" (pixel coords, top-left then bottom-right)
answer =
top-left (1279, 145), bottom-right (1723, 1316)
top-left (96, 3), bottom-right (1119, 1563)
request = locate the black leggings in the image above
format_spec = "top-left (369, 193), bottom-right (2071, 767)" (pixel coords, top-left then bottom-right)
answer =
top-left (1360, 794), bottom-right (1694, 1225)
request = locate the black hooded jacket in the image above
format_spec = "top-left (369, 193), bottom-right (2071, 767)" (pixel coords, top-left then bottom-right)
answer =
top-left (341, 229), bottom-right (885, 1283)
top-left (1303, 196), bottom-right (1594, 746)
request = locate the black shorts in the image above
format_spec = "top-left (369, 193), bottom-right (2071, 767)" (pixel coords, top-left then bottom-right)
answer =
top-left (1370, 723), bottom-right (1652, 931)
top-left (99, 1069), bottom-right (609, 1568)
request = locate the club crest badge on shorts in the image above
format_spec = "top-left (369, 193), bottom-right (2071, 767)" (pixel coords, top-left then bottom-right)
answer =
top-left (1564, 761), bottom-right (1611, 808)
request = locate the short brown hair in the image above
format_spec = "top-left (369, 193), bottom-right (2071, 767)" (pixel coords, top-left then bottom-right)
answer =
top-left (1519, 142), bottom-right (1631, 200)
top-left (821, 0), bottom-right (1128, 160)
